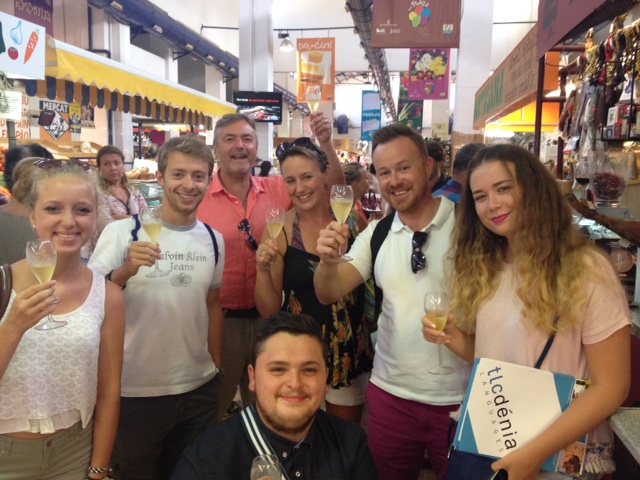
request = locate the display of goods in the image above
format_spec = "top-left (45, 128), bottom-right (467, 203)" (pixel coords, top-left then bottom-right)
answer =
top-left (0, 147), bottom-right (6, 174)
top-left (591, 171), bottom-right (627, 200)
top-left (125, 166), bottom-right (155, 180)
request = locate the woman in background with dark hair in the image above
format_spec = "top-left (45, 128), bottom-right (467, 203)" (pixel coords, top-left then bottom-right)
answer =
top-left (0, 144), bottom-right (54, 265)
top-left (342, 162), bottom-right (371, 222)
top-left (95, 145), bottom-right (147, 235)
top-left (258, 160), bottom-right (272, 177)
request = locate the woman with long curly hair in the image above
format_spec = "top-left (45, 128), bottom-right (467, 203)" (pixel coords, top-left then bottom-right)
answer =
top-left (422, 144), bottom-right (630, 480)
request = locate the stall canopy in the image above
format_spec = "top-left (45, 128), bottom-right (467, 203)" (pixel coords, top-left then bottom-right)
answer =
top-left (24, 38), bottom-right (235, 130)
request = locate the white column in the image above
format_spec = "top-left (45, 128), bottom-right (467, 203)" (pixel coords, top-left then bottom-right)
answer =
top-left (109, 21), bottom-right (134, 161)
top-left (431, 101), bottom-right (450, 140)
top-left (239, 0), bottom-right (274, 160)
top-left (453, 0), bottom-right (493, 134)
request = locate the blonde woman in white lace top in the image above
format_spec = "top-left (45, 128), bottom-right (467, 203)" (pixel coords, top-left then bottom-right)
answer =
top-left (0, 161), bottom-right (125, 480)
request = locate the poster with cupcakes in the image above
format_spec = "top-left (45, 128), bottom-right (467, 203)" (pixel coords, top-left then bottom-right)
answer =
top-left (296, 38), bottom-right (335, 109)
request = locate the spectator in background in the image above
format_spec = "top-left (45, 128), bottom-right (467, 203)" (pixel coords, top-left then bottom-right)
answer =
top-left (144, 144), bottom-right (160, 161)
top-left (433, 143), bottom-right (485, 204)
top-left (258, 160), bottom-right (272, 177)
top-left (425, 141), bottom-right (449, 192)
top-left (95, 146), bottom-right (148, 235)
top-left (342, 162), bottom-right (371, 221)
top-left (0, 144), bottom-right (54, 265)
top-left (367, 163), bottom-right (387, 216)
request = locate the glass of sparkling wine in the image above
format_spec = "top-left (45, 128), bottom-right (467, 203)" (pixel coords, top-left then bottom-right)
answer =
top-left (140, 206), bottom-right (170, 278)
top-left (26, 240), bottom-right (65, 330)
top-left (329, 185), bottom-right (354, 262)
top-left (266, 207), bottom-right (285, 267)
top-left (305, 84), bottom-right (322, 113)
top-left (425, 291), bottom-right (455, 375)
top-left (250, 454), bottom-right (283, 480)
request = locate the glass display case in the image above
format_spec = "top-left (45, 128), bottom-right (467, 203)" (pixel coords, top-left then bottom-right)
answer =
top-left (131, 180), bottom-right (163, 207)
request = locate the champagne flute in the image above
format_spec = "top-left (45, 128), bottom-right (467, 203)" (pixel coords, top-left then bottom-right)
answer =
top-left (265, 207), bottom-right (285, 268)
top-left (329, 185), bottom-right (354, 262)
top-left (26, 240), bottom-right (66, 330)
top-left (305, 84), bottom-right (322, 113)
top-left (266, 207), bottom-right (285, 242)
top-left (140, 206), bottom-right (170, 278)
top-left (250, 454), bottom-right (283, 480)
top-left (425, 291), bottom-right (455, 375)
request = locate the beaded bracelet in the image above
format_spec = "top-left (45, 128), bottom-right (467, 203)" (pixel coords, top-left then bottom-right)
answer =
top-left (87, 466), bottom-right (112, 474)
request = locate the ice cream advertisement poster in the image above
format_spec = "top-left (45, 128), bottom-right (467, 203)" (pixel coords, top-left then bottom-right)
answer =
top-left (0, 11), bottom-right (45, 79)
top-left (296, 38), bottom-right (335, 105)
top-left (408, 48), bottom-right (450, 101)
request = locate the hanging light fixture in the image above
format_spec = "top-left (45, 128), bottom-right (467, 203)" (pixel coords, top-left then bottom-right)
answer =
top-left (278, 31), bottom-right (294, 52)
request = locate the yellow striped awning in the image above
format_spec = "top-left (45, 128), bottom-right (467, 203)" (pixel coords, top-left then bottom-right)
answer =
top-left (25, 38), bottom-right (235, 129)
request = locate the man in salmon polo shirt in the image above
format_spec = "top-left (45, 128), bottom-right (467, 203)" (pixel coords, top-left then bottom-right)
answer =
top-left (197, 111), bottom-right (345, 421)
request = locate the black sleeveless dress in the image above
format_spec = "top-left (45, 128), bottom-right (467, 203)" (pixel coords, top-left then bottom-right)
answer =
top-left (281, 212), bottom-right (374, 389)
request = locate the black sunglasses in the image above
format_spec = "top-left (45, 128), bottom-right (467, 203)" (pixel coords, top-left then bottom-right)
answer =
top-left (411, 231), bottom-right (428, 274)
top-left (275, 137), bottom-right (326, 162)
top-left (34, 158), bottom-right (92, 171)
top-left (238, 218), bottom-right (259, 251)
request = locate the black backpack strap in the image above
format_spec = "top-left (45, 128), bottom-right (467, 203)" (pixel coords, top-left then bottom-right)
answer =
top-left (202, 222), bottom-right (219, 267)
top-left (369, 213), bottom-right (394, 322)
top-left (130, 214), bottom-right (141, 242)
top-left (534, 316), bottom-right (559, 369)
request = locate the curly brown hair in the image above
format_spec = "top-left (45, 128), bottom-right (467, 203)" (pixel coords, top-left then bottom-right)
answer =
top-left (451, 144), bottom-right (612, 334)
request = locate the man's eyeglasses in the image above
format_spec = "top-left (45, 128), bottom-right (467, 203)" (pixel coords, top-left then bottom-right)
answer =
top-left (34, 158), bottom-right (92, 171)
top-left (275, 137), bottom-right (326, 162)
top-left (411, 231), bottom-right (428, 274)
top-left (238, 218), bottom-right (258, 251)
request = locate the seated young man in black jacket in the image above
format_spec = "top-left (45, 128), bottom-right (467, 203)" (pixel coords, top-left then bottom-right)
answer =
top-left (171, 312), bottom-right (379, 480)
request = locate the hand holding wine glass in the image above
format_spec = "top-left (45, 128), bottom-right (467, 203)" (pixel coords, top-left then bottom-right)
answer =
top-left (424, 291), bottom-right (456, 375)
top-left (329, 185), bottom-right (354, 262)
top-left (260, 207), bottom-right (286, 269)
top-left (139, 206), bottom-right (169, 278)
top-left (26, 240), bottom-right (66, 330)
top-left (250, 454), bottom-right (283, 480)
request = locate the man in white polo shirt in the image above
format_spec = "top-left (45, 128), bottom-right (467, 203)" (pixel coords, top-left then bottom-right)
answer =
top-left (314, 124), bottom-right (470, 480)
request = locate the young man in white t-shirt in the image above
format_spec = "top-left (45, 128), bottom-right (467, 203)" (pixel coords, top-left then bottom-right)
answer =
top-left (89, 136), bottom-right (225, 480)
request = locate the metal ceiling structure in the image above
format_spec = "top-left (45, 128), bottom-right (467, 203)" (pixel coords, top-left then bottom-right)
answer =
top-left (87, 0), bottom-right (395, 118)
top-left (86, 0), bottom-right (301, 107)
top-left (345, 0), bottom-right (396, 121)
